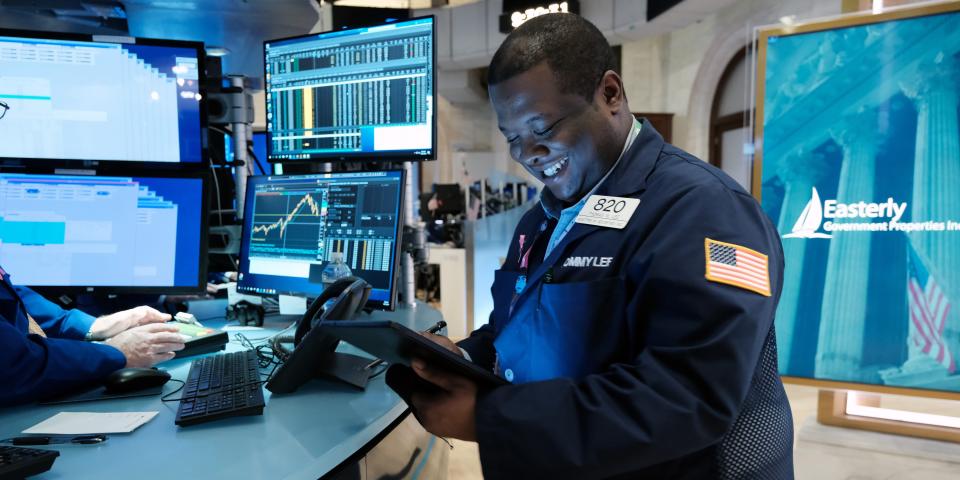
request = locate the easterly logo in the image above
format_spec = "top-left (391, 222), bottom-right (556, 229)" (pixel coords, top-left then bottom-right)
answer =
top-left (783, 187), bottom-right (833, 239)
top-left (783, 187), bottom-right (914, 238)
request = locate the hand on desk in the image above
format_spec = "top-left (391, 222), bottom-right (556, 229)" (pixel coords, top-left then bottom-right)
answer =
top-left (410, 333), bottom-right (478, 442)
top-left (105, 323), bottom-right (185, 368)
top-left (89, 306), bottom-right (172, 340)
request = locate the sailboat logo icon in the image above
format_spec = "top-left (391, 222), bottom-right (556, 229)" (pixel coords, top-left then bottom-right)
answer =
top-left (783, 187), bottom-right (833, 239)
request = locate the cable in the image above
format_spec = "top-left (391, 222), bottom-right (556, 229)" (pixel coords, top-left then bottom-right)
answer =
top-left (160, 379), bottom-right (186, 402)
top-left (368, 363), bottom-right (389, 380)
top-left (209, 125), bottom-right (233, 136)
top-left (248, 146), bottom-right (268, 175)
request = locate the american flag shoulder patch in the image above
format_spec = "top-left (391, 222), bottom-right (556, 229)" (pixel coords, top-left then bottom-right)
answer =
top-left (704, 238), bottom-right (771, 297)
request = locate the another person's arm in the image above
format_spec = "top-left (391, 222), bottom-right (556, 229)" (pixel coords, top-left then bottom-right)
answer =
top-left (14, 286), bottom-right (171, 340)
top-left (0, 315), bottom-right (125, 406)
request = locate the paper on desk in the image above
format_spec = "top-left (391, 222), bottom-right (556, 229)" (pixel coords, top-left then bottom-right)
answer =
top-left (279, 294), bottom-right (307, 315)
top-left (23, 412), bottom-right (158, 434)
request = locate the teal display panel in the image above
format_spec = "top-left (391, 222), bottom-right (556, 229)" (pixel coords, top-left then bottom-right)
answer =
top-left (755, 4), bottom-right (960, 395)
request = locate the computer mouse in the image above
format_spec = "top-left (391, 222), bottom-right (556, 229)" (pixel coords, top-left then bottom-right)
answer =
top-left (103, 368), bottom-right (171, 394)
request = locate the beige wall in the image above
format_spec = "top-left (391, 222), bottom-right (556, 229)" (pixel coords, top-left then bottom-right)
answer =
top-left (620, 0), bottom-right (844, 160)
top-left (431, 0), bottom-right (934, 189)
top-left (432, 0), bottom-right (847, 190)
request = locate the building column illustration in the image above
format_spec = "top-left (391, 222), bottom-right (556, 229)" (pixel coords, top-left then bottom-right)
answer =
top-left (775, 150), bottom-right (830, 372)
top-left (902, 54), bottom-right (960, 364)
top-left (815, 108), bottom-right (880, 381)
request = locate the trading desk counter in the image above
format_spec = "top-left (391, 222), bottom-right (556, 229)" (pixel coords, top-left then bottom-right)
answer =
top-left (0, 302), bottom-right (445, 479)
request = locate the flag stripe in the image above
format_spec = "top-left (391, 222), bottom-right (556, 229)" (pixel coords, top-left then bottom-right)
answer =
top-left (709, 270), bottom-right (769, 291)
top-left (730, 259), bottom-right (766, 276)
top-left (907, 268), bottom-right (954, 372)
top-left (735, 254), bottom-right (766, 268)
top-left (710, 264), bottom-right (768, 287)
top-left (909, 281), bottom-right (937, 348)
top-left (909, 281), bottom-right (939, 357)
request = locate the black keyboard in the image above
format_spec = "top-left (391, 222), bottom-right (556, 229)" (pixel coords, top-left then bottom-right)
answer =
top-left (0, 446), bottom-right (58, 479)
top-left (175, 350), bottom-right (265, 427)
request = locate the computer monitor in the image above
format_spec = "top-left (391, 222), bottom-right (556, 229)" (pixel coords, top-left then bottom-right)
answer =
top-left (263, 16), bottom-right (435, 162)
top-left (237, 170), bottom-right (404, 310)
top-left (0, 172), bottom-right (208, 293)
top-left (0, 30), bottom-right (206, 165)
top-left (754, 2), bottom-right (960, 399)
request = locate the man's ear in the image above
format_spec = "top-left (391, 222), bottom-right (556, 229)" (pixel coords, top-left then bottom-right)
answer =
top-left (598, 70), bottom-right (625, 113)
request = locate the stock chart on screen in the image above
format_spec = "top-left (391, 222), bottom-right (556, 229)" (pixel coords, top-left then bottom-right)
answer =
top-left (238, 171), bottom-right (403, 309)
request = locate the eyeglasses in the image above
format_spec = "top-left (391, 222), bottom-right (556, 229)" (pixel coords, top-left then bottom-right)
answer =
top-left (0, 100), bottom-right (8, 120)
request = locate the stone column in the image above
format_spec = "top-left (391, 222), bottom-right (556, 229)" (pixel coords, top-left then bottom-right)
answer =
top-left (775, 150), bottom-right (831, 372)
top-left (815, 108), bottom-right (880, 381)
top-left (901, 54), bottom-right (960, 365)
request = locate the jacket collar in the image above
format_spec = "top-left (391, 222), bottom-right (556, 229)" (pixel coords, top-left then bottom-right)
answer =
top-left (509, 120), bottom-right (667, 310)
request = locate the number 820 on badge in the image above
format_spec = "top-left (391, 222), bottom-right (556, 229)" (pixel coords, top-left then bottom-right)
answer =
top-left (575, 195), bottom-right (641, 229)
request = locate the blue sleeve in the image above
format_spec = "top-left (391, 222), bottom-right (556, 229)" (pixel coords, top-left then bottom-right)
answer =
top-left (473, 184), bottom-right (786, 477)
top-left (14, 286), bottom-right (96, 340)
top-left (0, 315), bottom-right (126, 406)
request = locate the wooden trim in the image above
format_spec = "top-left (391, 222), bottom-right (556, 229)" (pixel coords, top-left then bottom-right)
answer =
top-left (714, 112), bottom-right (745, 129)
top-left (841, 0), bottom-right (863, 14)
top-left (759, 1), bottom-right (960, 39)
top-left (783, 375), bottom-right (960, 401)
top-left (753, 0), bottom-right (960, 201)
top-left (817, 390), bottom-right (960, 443)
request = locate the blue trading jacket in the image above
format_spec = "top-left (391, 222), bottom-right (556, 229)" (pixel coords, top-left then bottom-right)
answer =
top-left (459, 121), bottom-right (794, 479)
top-left (0, 270), bottom-right (126, 406)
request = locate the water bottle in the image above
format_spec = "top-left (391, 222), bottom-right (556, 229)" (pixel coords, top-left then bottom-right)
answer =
top-left (320, 252), bottom-right (353, 312)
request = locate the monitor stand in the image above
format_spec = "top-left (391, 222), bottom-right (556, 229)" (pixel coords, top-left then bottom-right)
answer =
top-left (314, 351), bottom-right (373, 389)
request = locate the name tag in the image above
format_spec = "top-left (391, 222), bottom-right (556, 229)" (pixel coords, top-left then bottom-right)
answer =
top-left (575, 195), bottom-right (640, 229)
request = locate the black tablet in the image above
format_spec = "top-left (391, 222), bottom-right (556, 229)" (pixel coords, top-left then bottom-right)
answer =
top-left (320, 320), bottom-right (509, 388)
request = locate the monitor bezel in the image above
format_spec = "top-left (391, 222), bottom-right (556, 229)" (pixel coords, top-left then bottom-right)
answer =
top-left (237, 169), bottom-right (406, 311)
top-left (0, 28), bottom-right (209, 170)
top-left (262, 15), bottom-right (437, 164)
top-left (753, 1), bottom-right (960, 401)
top-left (0, 165), bottom-right (211, 295)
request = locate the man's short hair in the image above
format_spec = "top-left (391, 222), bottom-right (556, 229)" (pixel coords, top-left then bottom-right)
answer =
top-left (487, 14), bottom-right (617, 101)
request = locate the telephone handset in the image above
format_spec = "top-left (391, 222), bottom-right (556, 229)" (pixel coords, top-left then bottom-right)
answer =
top-left (266, 276), bottom-right (372, 393)
top-left (293, 276), bottom-right (371, 345)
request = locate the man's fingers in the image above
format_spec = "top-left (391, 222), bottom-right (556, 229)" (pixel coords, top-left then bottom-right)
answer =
top-left (142, 323), bottom-right (180, 333)
top-left (147, 332), bottom-right (187, 344)
top-left (419, 332), bottom-right (459, 354)
top-left (141, 307), bottom-right (172, 324)
top-left (150, 342), bottom-right (185, 353)
top-left (153, 352), bottom-right (176, 363)
top-left (411, 360), bottom-right (464, 391)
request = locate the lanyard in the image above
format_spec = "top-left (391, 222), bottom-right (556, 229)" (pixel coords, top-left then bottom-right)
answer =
top-left (509, 219), bottom-right (551, 315)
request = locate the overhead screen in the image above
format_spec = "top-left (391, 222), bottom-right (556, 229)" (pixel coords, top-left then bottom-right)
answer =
top-left (264, 16), bottom-right (435, 162)
top-left (754, 3), bottom-right (960, 396)
top-left (237, 171), bottom-right (404, 310)
top-left (0, 173), bottom-right (207, 292)
top-left (0, 31), bottom-right (205, 165)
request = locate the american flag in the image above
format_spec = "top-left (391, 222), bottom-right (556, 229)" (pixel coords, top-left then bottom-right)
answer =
top-left (705, 238), bottom-right (770, 297)
top-left (907, 241), bottom-right (955, 373)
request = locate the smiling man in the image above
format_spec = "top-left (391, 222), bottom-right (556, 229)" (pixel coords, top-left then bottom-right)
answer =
top-left (408, 13), bottom-right (794, 479)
